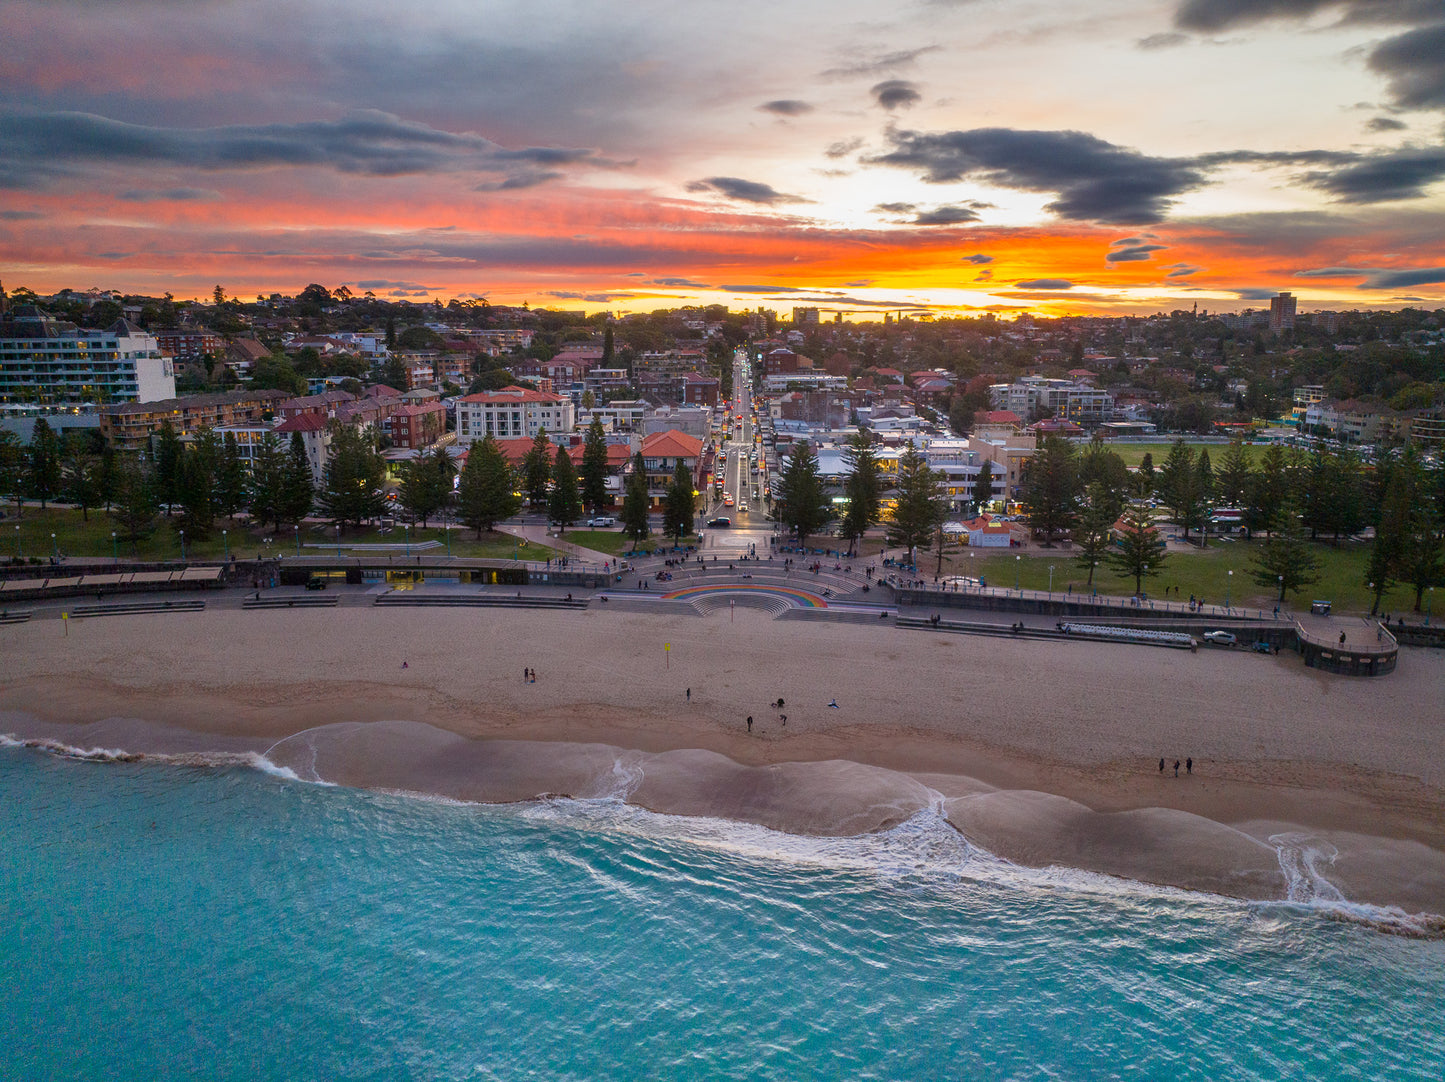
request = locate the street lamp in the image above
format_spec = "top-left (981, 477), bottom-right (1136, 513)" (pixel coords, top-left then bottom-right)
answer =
top-left (336, 523), bottom-right (342, 557)
top-left (13, 525), bottom-right (19, 559)
top-left (111, 530), bottom-right (118, 562)
top-left (1014, 554), bottom-right (1020, 592)
top-left (1049, 564), bottom-right (1055, 597)
top-left (179, 528), bottom-right (186, 563)
top-left (51, 532), bottom-right (57, 560)
top-left (1226, 569), bottom-right (1232, 610)
top-left (1278, 573), bottom-right (1284, 603)
top-left (1429, 586), bottom-right (1436, 627)
top-left (405, 524), bottom-right (411, 557)
top-left (1092, 560), bottom-right (1098, 598)
top-left (294, 524), bottom-right (300, 556)
top-left (222, 529), bottom-right (229, 560)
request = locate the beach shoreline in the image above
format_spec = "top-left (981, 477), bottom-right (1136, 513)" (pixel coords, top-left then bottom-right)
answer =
top-left (3, 604), bottom-right (1443, 916)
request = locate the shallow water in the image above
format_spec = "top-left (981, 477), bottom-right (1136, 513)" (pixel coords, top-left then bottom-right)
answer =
top-left (3, 745), bottom-right (1443, 1081)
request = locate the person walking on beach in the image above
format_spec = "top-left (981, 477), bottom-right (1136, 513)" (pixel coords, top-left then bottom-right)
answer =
top-left (686, 688), bottom-right (691, 703)
top-left (1186, 757), bottom-right (1193, 775)
top-left (1159, 757), bottom-right (1165, 773)
top-left (747, 715), bottom-right (753, 733)
top-left (1173, 759), bottom-right (1180, 777)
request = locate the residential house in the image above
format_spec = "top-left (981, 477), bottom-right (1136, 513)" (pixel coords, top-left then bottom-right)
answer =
top-left (455, 386), bottom-right (574, 446)
top-left (638, 429), bottom-right (703, 506)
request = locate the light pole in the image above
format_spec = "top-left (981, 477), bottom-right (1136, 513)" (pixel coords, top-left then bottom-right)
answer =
top-left (1429, 586), bottom-right (1435, 627)
top-left (1278, 574), bottom-right (1284, 603)
top-left (405, 524), bottom-right (411, 557)
top-left (1092, 560), bottom-right (1098, 598)
top-left (179, 528), bottom-right (186, 563)
top-left (1226, 569), bottom-right (1232, 610)
top-left (1014, 554), bottom-right (1020, 592)
top-left (111, 530), bottom-right (118, 562)
top-left (51, 532), bottom-right (57, 560)
top-left (294, 524), bottom-right (300, 556)
top-left (222, 529), bottom-right (229, 560)
top-left (1049, 564), bottom-right (1055, 597)
top-left (336, 523), bottom-right (342, 557)
top-left (13, 525), bottom-right (19, 559)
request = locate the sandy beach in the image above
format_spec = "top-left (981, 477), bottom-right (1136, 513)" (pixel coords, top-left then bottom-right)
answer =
top-left (3, 603), bottom-right (1444, 916)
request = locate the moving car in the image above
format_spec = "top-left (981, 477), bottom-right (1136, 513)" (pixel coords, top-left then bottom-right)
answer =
top-left (1202, 630), bottom-right (1237, 646)
top-left (706, 516), bottom-right (731, 528)
top-left (723, 495), bottom-right (734, 506)
top-left (586, 516), bottom-right (616, 527)
top-left (739, 502), bottom-right (748, 513)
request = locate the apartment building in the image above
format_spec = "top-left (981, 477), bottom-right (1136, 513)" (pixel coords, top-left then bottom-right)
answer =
top-left (1, 309), bottom-right (175, 407)
top-left (454, 386), bottom-right (574, 446)
top-left (99, 388), bottom-right (289, 450)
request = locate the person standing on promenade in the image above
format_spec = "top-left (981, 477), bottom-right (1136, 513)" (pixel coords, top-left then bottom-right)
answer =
top-left (1186, 757), bottom-right (1193, 775)
top-left (1159, 758), bottom-right (1165, 773)
top-left (1174, 760), bottom-right (1180, 777)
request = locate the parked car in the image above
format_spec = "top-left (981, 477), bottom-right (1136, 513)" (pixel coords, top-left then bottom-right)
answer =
top-left (1309, 600), bottom-right (1332, 615)
top-left (706, 516), bottom-right (731, 528)
top-left (586, 516), bottom-right (616, 527)
top-left (1202, 630), bottom-right (1237, 646)
top-left (305, 576), bottom-right (328, 591)
top-left (1251, 640), bottom-right (1277, 654)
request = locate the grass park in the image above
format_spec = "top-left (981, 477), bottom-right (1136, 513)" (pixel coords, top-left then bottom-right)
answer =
top-left (5, 504), bottom-right (1431, 619)
top-left (2, 507), bottom-right (557, 565)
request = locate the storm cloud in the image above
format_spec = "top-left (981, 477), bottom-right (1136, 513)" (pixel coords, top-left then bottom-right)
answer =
top-left (686, 177), bottom-right (808, 204)
top-left (760, 100), bottom-right (814, 116)
top-left (872, 80), bottom-right (922, 110)
top-left (0, 108), bottom-right (599, 189)
top-left (869, 127), bottom-right (1210, 224)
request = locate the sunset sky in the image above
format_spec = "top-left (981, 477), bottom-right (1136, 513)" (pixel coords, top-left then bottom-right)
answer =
top-left (2, 0), bottom-right (1444, 317)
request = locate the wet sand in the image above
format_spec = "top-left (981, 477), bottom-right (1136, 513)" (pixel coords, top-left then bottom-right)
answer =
top-left (2, 604), bottom-right (1443, 915)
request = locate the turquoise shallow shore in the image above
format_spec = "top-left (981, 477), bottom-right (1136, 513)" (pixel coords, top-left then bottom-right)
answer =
top-left (3, 746), bottom-right (1443, 1081)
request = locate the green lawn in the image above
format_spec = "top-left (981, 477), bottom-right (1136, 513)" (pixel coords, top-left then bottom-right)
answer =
top-left (557, 529), bottom-right (703, 557)
top-left (2, 509), bottom-right (554, 564)
top-left (964, 539), bottom-right (1421, 617)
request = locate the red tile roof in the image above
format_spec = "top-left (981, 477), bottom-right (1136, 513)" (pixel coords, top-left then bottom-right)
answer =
top-left (274, 413), bottom-right (329, 433)
top-left (459, 385), bottom-right (567, 404)
top-left (640, 429), bottom-right (702, 458)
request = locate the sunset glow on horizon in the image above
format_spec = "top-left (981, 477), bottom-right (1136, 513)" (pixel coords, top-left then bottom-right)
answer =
top-left (3, 0), bottom-right (1444, 316)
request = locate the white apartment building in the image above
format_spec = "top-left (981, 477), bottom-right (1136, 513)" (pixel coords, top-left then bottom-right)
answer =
top-left (455, 385), bottom-right (575, 446)
top-left (0, 311), bottom-right (175, 406)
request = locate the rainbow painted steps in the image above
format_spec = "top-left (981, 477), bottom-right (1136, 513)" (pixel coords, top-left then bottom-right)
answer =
top-left (662, 583), bottom-right (828, 609)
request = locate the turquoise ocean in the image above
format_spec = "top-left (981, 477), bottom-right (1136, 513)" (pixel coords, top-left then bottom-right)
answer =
top-left (3, 742), bottom-right (1443, 1081)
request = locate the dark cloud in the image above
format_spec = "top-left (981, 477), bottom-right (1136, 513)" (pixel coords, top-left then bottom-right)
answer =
top-left (0, 107), bottom-right (600, 189)
top-left (544, 290), bottom-right (629, 302)
top-left (649, 277), bottom-right (710, 288)
top-left (994, 291), bottom-right (1114, 301)
top-left (1164, 264), bottom-right (1203, 277)
top-left (1369, 24), bottom-right (1445, 110)
top-left (824, 137), bottom-right (865, 160)
top-left (1014, 278), bottom-right (1074, 289)
top-left (686, 176), bottom-right (808, 204)
top-left (117, 187), bottom-right (222, 201)
top-left (974, 270), bottom-right (994, 280)
top-left (1297, 146), bottom-right (1445, 203)
top-left (356, 279), bottom-right (439, 290)
top-left (1294, 265), bottom-right (1371, 277)
top-left (872, 201), bottom-right (917, 213)
top-left (1233, 287), bottom-right (1282, 300)
top-left (720, 284), bottom-right (813, 293)
top-left (1361, 265), bottom-right (1445, 287)
top-left (821, 46), bottom-right (940, 79)
top-left (872, 80), bottom-right (922, 110)
top-left (760, 100), bottom-right (813, 116)
top-left (1106, 243), bottom-right (1168, 262)
top-left (869, 127), bottom-right (1209, 223)
top-left (0, 209), bottom-right (44, 220)
top-left (1137, 32), bottom-right (1191, 49)
top-left (1366, 115), bottom-right (1408, 131)
top-left (963, 253), bottom-right (993, 263)
top-left (474, 171), bottom-right (563, 191)
top-left (910, 204), bottom-right (981, 225)
top-left (1174, 0), bottom-right (1437, 32)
